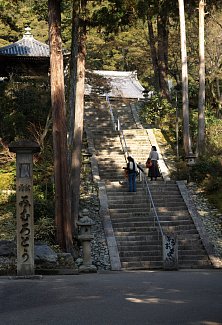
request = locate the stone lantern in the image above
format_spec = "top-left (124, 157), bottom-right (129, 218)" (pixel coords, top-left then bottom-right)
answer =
top-left (185, 153), bottom-right (197, 183)
top-left (185, 153), bottom-right (197, 167)
top-left (77, 209), bottom-right (97, 273)
top-left (9, 140), bottom-right (40, 276)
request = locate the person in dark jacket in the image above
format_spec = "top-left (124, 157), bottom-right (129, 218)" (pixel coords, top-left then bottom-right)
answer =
top-left (123, 156), bottom-right (144, 192)
top-left (123, 156), bottom-right (137, 192)
top-left (127, 156), bottom-right (137, 192)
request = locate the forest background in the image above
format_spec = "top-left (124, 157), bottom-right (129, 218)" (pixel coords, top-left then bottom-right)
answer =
top-left (0, 0), bottom-right (222, 250)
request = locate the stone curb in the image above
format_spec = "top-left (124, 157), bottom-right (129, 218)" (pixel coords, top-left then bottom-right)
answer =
top-left (85, 128), bottom-right (121, 271)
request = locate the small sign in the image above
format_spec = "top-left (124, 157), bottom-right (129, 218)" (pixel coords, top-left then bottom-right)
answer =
top-left (19, 163), bottom-right (31, 178)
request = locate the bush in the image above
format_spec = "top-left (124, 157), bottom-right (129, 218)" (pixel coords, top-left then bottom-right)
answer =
top-left (139, 93), bottom-right (175, 127)
top-left (206, 119), bottom-right (222, 155)
top-left (34, 216), bottom-right (56, 246)
top-left (171, 160), bottom-right (189, 180)
top-left (191, 157), bottom-right (222, 193)
top-left (34, 198), bottom-right (54, 222)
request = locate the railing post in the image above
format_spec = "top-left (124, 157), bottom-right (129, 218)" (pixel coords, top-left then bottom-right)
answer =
top-left (117, 118), bottom-right (120, 131)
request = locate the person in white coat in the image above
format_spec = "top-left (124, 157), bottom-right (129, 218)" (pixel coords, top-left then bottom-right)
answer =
top-left (148, 146), bottom-right (159, 181)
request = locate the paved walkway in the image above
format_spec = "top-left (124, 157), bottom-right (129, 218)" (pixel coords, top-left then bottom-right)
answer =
top-left (0, 270), bottom-right (222, 325)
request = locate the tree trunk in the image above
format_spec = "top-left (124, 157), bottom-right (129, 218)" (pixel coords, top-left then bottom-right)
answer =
top-left (68, 1), bottom-right (79, 167)
top-left (178, 0), bottom-right (192, 156)
top-left (70, 1), bottom-right (87, 230)
top-left (147, 13), bottom-right (160, 91)
top-left (197, 0), bottom-right (206, 156)
top-left (157, 12), bottom-right (170, 99)
top-left (48, 0), bottom-right (72, 252)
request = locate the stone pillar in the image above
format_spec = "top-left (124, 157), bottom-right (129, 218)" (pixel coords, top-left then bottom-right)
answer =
top-left (9, 140), bottom-right (40, 276)
top-left (162, 232), bottom-right (178, 270)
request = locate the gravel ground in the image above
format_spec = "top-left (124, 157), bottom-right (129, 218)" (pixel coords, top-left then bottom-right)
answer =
top-left (187, 182), bottom-right (222, 259)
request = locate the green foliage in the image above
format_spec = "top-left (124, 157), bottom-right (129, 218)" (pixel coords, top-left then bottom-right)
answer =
top-left (0, 1), bottom-right (49, 47)
top-left (205, 119), bottom-right (222, 155)
top-left (33, 153), bottom-right (55, 222)
top-left (33, 173), bottom-right (54, 223)
top-left (0, 171), bottom-right (15, 190)
top-left (0, 156), bottom-right (16, 202)
top-left (207, 191), bottom-right (222, 212)
top-left (171, 160), bottom-right (188, 181)
top-left (191, 157), bottom-right (222, 192)
top-left (139, 93), bottom-right (175, 126)
top-left (86, 23), bottom-right (151, 82)
top-left (34, 216), bottom-right (56, 246)
top-left (0, 210), bottom-right (16, 240)
top-left (0, 78), bottom-right (51, 142)
top-left (34, 196), bottom-right (54, 221)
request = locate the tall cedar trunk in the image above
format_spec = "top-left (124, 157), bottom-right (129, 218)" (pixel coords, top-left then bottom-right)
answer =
top-left (147, 6), bottom-right (169, 99)
top-left (68, 2), bottom-right (79, 167)
top-left (48, 0), bottom-right (72, 251)
top-left (70, 2), bottom-right (86, 230)
top-left (147, 13), bottom-right (160, 91)
top-left (178, 0), bottom-right (192, 155)
top-left (197, 0), bottom-right (205, 156)
top-left (157, 12), bottom-right (170, 99)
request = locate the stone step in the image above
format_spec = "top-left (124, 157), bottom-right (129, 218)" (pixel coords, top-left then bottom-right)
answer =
top-left (107, 191), bottom-right (184, 196)
top-left (118, 244), bottom-right (161, 251)
top-left (106, 189), bottom-right (146, 195)
top-left (114, 231), bottom-right (158, 237)
top-left (108, 206), bottom-right (189, 214)
top-left (120, 254), bottom-right (162, 262)
top-left (119, 248), bottom-right (162, 256)
top-left (105, 185), bottom-right (168, 192)
top-left (109, 194), bottom-right (186, 201)
top-left (115, 234), bottom-right (160, 242)
top-left (108, 203), bottom-right (150, 209)
top-left (178, 259), bottom-right (212, 268)
top-left (121, 261), bottom-right (163, 269)
top-left (114, 228), bottom-right (198, 237)
top-left (110, 214), bottom-right (191, 222)
top-left (108, 197), bottom-right (149, 203)
top-left (179, 249), bottom-right (209, 255)
top-left (155, 206), bottom-right (189, 212)
top-left (112, 220), bottom-right (197, 229)
top-left (109, 208), bottom-right (150, 215)
top-left (108, 201), bottom-right (187, 208)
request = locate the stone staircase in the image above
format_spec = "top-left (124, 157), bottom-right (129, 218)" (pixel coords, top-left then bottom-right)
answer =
top-left (105, 182), bottom-right (162, 269)
top-left (84, 100), bottom-right (212, 270)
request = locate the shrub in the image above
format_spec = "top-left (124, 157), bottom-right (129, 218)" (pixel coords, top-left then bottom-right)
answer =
top-left (191, 157), bottom-right (222, 194)
top-left (34, 216), bottom-right (56, 246)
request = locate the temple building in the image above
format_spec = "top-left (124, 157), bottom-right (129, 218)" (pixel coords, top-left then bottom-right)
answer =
top-left (0, 27), bottom-right (50, 78)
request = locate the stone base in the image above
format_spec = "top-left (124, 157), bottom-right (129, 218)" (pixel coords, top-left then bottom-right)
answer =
top-left (35, 268), bottom-right (79, 275)
top-left (163, 260), bottom-right (179, 271)
top-left (79, 264), bottom-right (97, 273)
top-left (9, 275), bottom-right (43, 280)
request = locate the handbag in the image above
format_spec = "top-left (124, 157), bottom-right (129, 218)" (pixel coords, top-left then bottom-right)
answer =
top-left (124, 168), bottom-right (128, 178)
top-left (146, 159), bottom-right (152, 168)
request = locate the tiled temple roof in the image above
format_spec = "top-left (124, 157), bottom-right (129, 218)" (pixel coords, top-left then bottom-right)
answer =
top-left (0, 27), bottom-right (49, 57)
